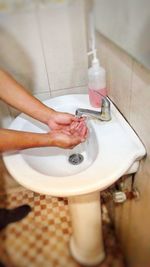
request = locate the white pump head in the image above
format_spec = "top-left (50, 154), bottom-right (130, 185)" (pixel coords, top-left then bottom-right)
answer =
top-left (87, 49), bottom-right (100, 69)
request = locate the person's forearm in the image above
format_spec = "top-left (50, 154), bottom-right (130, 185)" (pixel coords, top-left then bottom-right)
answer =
top-left (0, 128), bottom-right (83, 152)
top-left (0, 70), bottom-right (54, 125)
top-left (0, 129), bottom-right (52, 152)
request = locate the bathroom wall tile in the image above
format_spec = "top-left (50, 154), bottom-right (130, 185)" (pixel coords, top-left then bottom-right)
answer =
top-left (95, 32), bottom-right (110, 71)
top-left (96, 19), bottom-right (150, 267)
top-left (130, 62), bottom-right (150, 151)
top-left (96, 33), bottom-right (112, 89)
top-left (0, 0), bottom-right (35, 13)
top-left (104, 57), bottom-right (150, 266)
top-left (51, 86), bottom-right (87, 98)
top-left (37, 0), bottom-right (88, 91)
top-left (34, 92), bottom-right (51, 102)
top-left (123, 159), bottom-right (150, 267)
top-left (53, 68), bottom-right (87, 91)
top-left (96, 33), bottom-right (133, 119)
top-left (0, 11), bottom-right (49, 95)
top-left (127, 63), bottom-right (150, 266)
top-left (108, 42), bottom-right (133, 119)
top-left (0, 102), bottom-right (13, 128)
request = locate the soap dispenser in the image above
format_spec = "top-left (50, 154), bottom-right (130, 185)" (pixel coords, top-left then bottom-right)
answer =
top-left (88, 49), bottom-right (107, 108)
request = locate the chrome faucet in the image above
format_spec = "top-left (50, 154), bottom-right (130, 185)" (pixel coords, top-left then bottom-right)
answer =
top-left (75, 96), bottom-right (111, 121)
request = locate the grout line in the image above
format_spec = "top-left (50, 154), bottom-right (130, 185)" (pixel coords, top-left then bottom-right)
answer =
top-left (51, 84), bottom-right (88, 92)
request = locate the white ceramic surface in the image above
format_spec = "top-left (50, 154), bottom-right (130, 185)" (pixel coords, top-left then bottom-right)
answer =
top-left (3, 94), bottom-right (146, 197)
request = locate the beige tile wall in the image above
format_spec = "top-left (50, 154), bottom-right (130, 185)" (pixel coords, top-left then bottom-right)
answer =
top-left (1, 2), bottom-right (150, 266)
top-left (0, 11), bottom-right (49, 95)
top-left (37, 0), bottom-right (87, 92)
top-left (0, 0), bottom-right (87, 121)
top-left (96, 32), bottom-right (133, 119)
top-left (0, 0), bottom-right (88, 191)
top-left (0, 102), bottom-right (12, 128)
top-left (96, 32), bottom-right (150, 267)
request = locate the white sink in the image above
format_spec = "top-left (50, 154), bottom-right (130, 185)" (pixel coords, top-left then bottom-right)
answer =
top-left (3, 94), bottom-right (146, 266)
top-left (3, 94), bottom-right (146, 196)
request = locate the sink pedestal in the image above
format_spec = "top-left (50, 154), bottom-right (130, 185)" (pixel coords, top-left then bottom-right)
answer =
top-left (68, 192), bottom-right (105, 266)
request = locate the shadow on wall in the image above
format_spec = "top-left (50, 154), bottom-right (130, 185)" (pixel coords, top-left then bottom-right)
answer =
top-left (137, 18), bottom-right (150, 70)
top-left (0, 26), bottom-right (35, 94)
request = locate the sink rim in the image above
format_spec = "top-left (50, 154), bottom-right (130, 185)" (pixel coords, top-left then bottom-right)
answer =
top-left (3, 94), bottom-right (146, 197)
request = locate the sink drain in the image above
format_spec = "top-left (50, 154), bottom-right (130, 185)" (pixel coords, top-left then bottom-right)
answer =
top-left (68, 153), bottom-right (84, 165)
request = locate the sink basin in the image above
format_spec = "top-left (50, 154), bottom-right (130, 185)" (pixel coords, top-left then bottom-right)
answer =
top-left (2, 94), bottom-right (146, 266)
top-left (20, 120), bottom-right (98, 178)
top-left (3, 94), bottom-right (146, 197)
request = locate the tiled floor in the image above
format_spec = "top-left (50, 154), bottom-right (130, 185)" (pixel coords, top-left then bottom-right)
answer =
top-left (0, 188), bottom-right (125, 267)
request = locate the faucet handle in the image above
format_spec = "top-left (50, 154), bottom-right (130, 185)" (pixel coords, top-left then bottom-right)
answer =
top-left (101, 96), bottom-right (110, 108)
top-left (93, 90), bottom-right (112, 121)
top-left (93, 90), bottom-right (109, 108)
top-left (75, 94), bottom-right (111, 121)
top-left (100, 97), bottom-right (111, 121)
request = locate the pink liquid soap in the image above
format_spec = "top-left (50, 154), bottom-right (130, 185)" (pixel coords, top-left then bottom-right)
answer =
top-left (89, 88), bottom-right (107, 108)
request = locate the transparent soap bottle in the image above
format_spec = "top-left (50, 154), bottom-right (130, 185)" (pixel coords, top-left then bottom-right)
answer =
top-left (88, 50), bottom-right (107, 108)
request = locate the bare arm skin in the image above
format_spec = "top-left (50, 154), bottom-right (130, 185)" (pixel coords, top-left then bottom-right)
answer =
top-left (0, 70), bottom-right (87, 152)
top-left (0, 129), bottom-right (82, 153)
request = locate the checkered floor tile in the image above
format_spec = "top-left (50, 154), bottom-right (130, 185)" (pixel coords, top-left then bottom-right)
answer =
top-left (0, 189), bottom-right (125, 267)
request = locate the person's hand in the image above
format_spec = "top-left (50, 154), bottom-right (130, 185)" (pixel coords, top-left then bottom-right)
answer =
top-left (48, 111), bottom-right (88, 140)
top-left (48, 130), bottom-right (85, 149)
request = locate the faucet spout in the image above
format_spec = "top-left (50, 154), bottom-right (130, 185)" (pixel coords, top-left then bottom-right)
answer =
top-left (75, 97), bottom-right (111, 121)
